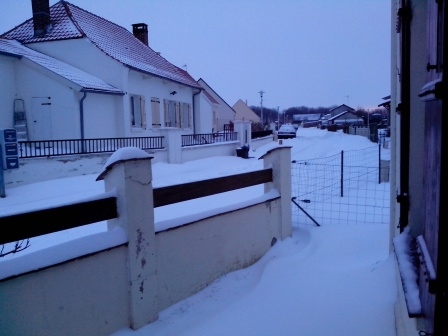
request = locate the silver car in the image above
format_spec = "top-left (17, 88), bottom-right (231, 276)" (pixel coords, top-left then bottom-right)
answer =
top-left (277, 124), bottom-right (297, 139)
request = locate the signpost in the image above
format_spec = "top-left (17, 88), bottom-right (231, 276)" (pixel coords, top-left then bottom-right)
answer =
top-left (0, 128), bottom-right (20, 197)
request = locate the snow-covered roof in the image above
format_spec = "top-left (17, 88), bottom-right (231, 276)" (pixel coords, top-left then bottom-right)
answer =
top-left (0, 38), bottom-right (123, 94)
top-left (292, 114), bottom-right (322, 122)
top-left (328, 110), bottom-right (362, 121)
top-left (1, 1), bottom-right (200, 89)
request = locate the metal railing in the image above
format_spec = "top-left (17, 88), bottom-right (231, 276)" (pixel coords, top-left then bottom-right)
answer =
top-left (181, 132), bottom-right (237, 147)
top-left (18, 136), bottom-right (164, 158)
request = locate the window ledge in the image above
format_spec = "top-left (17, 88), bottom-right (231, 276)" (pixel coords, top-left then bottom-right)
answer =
top-left (393, 227), bottom-right (423, 318)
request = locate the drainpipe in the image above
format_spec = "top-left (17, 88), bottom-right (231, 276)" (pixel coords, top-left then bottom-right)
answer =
top-left (192, 89), bottom-right (202, 134)
top-left (80, 91), bottom-right (87, 153)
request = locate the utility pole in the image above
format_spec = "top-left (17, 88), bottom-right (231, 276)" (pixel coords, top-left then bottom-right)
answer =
top-left (277, 106), bottom-right (280, 129)
top-left (345, 95), bottom-right (349, 106)
top-left (259, 90), bottom-right (265, 125)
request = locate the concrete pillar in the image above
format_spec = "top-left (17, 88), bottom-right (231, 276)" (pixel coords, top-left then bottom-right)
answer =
top-left (260, 146), bottom-right (292, 240)
top-left (159, 128), bottom-right (182, 164)
top-left (233, 120), bottom-right (252, 146)
top-left (98, 148), bottom-right (158, 329)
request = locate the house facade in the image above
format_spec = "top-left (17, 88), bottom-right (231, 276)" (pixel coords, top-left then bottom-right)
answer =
top-left (0, 39), bottom-right (124, 141)
top-left (1, 0), bottom-right (206, 141)
top-left (197, 78), bottom-right (236, 132)
top-left (328, 104), bottom-right (354, 117)
top-left (391, 1), bottom-right (447, 335)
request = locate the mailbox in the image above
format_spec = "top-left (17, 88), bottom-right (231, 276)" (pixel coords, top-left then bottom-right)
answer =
top-left (0, 128), bottom-right (19, 170)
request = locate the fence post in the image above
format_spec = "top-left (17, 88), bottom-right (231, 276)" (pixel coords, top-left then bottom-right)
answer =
top-left (159, 128), bottom-right (182, 164)
top-left (98, 148), bottom-right (158, 329)
top-left (260, 146), bottom-right (292, 240)
top-left (234, 120), bottom-right (252, 146)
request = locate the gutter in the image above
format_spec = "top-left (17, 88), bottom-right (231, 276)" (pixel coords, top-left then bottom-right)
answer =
top-left (79, 91), bottom-right (87, 152)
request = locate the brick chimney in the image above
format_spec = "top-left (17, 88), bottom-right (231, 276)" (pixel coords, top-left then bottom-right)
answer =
top-left (132, 23), bottom-right (148, 46)
top-left (32, 0), bottom-right (51, 37)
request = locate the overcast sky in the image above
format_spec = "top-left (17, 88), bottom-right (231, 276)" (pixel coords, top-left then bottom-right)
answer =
top-left (0, 0), bottom-right (391, 110)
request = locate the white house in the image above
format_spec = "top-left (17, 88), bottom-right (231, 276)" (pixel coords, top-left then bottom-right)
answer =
top-left (1, 0), bottom-right (206, 141)
top-left (197, 78), bottom-right (236, 132)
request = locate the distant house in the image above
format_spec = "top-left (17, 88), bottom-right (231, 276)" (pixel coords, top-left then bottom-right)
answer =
top-left (292, 114), bottom-right (322, 128)
top-left (197, 78), bottom-right (235, 132)
top-left (326, 111), bottom-right (363, 128)
top-left (328, 104), bottom-right (355, 117)
top-left (232, 99), bottom-right (260, 123)
top-left (1, 0), bottom-right (205, 141)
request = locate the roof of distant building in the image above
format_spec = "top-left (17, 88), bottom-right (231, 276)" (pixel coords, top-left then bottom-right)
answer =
top-left (1, 1), bottom-right (200, 89)
top-left (0, 38), bottom-right (123, 95)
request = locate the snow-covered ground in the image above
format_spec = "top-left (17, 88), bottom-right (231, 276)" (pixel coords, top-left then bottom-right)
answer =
top-left (0, 128), bottom-right (397, 336)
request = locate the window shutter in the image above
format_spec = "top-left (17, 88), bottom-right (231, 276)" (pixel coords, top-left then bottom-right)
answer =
top-left (175, 102), bottom-right (181, 128)
top-left (151, 98), bottom-right (161, 128)
top-left (164, 100), bottom-right (170, 126)
top-left (140, 96), bottom-right (147, 129)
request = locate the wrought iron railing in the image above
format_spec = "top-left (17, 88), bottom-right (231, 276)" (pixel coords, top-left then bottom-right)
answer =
top-left (181, 132), bottom-right (237, 147)
top-left (18, 136), bottom-right (164, 158)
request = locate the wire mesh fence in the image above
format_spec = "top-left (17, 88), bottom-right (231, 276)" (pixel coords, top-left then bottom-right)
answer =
top-left (291, 145), bottom-right (390, 226)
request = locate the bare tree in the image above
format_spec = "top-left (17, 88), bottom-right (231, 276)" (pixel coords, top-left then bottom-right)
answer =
top-left (0, 239), bottom-right (30, 258)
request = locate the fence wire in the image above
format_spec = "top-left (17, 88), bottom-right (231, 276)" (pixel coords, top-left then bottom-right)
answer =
top-left (291, 145), bottom-right (390, 226)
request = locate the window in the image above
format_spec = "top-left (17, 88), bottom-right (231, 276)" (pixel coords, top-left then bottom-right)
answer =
top-left (151, 98), bottom-right (161, 128)
top-left (181, 102), bottom-right (191, 128)
top-left (164, 99), bottom-right (192, 128)
top-left (130, 95), bottom-right (146, 129)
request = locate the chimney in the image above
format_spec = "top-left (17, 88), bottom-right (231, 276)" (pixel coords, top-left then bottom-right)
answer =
top-left (132, 23), bottom-right (149, 46)
top-left (32, 0), bottom-right (51, 37)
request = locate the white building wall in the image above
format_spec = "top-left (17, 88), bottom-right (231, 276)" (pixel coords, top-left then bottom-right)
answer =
top-left (194, 93), bottom-right (213, 134)
top-left (0, 56), bottom-right (17, 128)
top-left (15, 61), bottom-right (80, 140)
top-left (29, 39), bottom-right (126, 89)
top-left (83, 93), bottom-right (120, 139)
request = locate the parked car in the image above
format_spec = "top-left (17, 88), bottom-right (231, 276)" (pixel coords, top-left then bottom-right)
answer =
top-left (277, 124), bottom-right (297, 139)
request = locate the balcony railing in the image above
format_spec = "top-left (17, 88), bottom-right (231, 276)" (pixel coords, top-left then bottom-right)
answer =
top-left (181, 132), bottom-right (237, 147)
top-left (18, 137), bottom-right (164, 158)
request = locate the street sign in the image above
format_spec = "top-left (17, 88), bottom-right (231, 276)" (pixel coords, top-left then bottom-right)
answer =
top-left (0, 128), bottom-right (19, 170)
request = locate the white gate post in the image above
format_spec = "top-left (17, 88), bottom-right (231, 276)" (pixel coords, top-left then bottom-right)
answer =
top-left (159, 128), bottom-right (183, 163)
top-left (233, 120), bottom-right (252, 146)
top-left (97, 148), bottom-right (158, 329)
top-left (260, 146), bottom-right (292, 239)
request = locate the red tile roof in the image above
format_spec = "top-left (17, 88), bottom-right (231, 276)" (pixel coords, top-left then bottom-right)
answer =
top-left (1, 1), bottom-right (200, 89)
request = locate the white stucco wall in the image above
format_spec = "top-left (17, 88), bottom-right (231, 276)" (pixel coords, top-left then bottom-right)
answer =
top-left (181, 141), bottom-right (239, 162)
top-left (155, 199), bottom-right (281, 311)
top-left (83, 93), bottom-right (120, 138)
top-left (0, 56), bottom-right (17, 129)
top-left (29, 39), bottom-right (125, 90)
top-left (0, 246), bottom-right (129, 336)
top-left (194, 92), bottom-right (213, 134)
